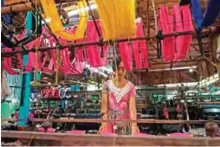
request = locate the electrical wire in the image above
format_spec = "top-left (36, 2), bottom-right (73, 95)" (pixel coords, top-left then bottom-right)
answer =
top-left (1, 13), bottom-right (27, 29)
top-left (13, 13), bottom-right (28, 28)
top-left (1, 21), bottom-right (10, 30)
top-left (112, 41), bottom-right (118, 86)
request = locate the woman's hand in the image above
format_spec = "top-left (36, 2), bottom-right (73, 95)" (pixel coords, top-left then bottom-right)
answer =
top-left (131, 125), bottom-right (140, 134)
top-left (99, 122), bottom-right (108, 133)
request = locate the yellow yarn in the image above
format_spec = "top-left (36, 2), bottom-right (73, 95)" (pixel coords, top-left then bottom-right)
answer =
top-left (95, 0), bottom-right (136, 40)
top-left (40, 0), bottom-right (88, 41)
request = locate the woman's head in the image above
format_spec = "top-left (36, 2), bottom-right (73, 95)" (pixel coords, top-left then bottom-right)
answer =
top-left (112, 56), bottom-right (126, 78)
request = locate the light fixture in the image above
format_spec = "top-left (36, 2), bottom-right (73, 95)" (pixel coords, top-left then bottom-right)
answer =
top-left (87, 84), bottom-right (99, 91)
top-left (157, 82), bottom-right (198, 88)
top-left (157, 73), bottom-right (219, 88)
top-left (149, 66), bottom-right (197, 72)
top-left (11, 98), bottom-right (18, 105)
top-left (99, 67), bottom-right (113, 73)
top-left (189, 68), bottom-right (193, 73)
top-left (67, 4), bottom-right (97, 17)
top-left (199, 73), bottom-right (219, 87)
top-left (41, 18), bottom-right (52, 24)
top-left (44, 6), bottom-right (142, 24)
top-left (42, 2), bottom-right (96, 24)
top-left (45, 18), bottom-right (51, 23)
top-left (87, 65), bottom-right (108, 78)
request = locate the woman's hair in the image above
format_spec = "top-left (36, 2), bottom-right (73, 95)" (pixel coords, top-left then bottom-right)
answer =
top-left (112, 56), bottom-right (122, 72)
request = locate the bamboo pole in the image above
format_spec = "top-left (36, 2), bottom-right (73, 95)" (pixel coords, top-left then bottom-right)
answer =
top-left (0, 31), bottom-right (197, 57)
top-left (3, 25), bottom-right (219, 57)
top-left (1, 3), bottom-right (34, 14)
top-left (1, 1), bottom-right (41, 15)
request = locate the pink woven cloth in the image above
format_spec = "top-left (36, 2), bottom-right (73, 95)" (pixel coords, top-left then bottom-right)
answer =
top-left (132, 132), bottom-right (153, 136)
top-left (119, 42), bottom-right (133, 71)
top-left (158, 5), bottom-right (175, 62)
top-left (37, 128), bottom-right (56, 133)
top-left (85, 20), bottom-right (108, 67)
top-left (168, 132), bottom-right (192, 137)
top-left (99, 132), bottom-right (116, 136)
top-left (174, 4), bottom-right (193, 60)
top-left (132, 22), bottom-right (149, 70)
top-left (66, 130), bottom-right (86, 134)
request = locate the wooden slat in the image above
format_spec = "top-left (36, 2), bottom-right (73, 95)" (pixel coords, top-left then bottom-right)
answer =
top-left (2, 131), bottom-right (220, 146)
top-left (2, 118), bottom-right (220, 124)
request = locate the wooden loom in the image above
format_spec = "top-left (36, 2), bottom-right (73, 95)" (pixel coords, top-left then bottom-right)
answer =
top-left (2, 131), bottom-right (220, 146)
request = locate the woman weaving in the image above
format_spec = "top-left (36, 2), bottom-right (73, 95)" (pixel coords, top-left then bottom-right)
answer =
top-left (99, 57), bottom-right (139, 135)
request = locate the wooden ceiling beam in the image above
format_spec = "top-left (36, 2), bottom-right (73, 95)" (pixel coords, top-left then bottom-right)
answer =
top-left (1, 2), bottom-right (35, 15)
top-left (1, 0), bottom-right (78, 14)
top-left (3, 0), bottom-right (27, 5)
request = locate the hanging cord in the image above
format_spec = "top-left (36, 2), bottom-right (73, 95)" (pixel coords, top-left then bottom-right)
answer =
top-left (37, 5), bottom-right (60, 45)
top-left (151, 0), bottom-right (158, 34)
top-left (14, 13), bottom-right (28, 28)
top-left (112, 41), bottom-right (118, 86)
top-left (36, 1), bottom-right (61, 85)
top-left (53, 0), bottom-right (88, 85)
top-left (55, 46), bottom-right (61, 85)
top-left (27, 127), bottom-right (38, 146)
top-left (128, 37), bottom-right (134, 73)
top-left (162, 67), bottom-right (165, 87)
top-left (1, 12), bottom-right (28, 30)
top-left (32, 2), bottom-right (40, 87)
top-left (112, 40), bottom-right (117, 146)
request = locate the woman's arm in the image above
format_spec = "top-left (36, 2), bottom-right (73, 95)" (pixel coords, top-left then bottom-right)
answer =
top-left (101, 91), bottom-right (108, 122)
top-left (129, 87), bottom-right (139, 134)
top-left (99, 88), bottom-right (108, 132)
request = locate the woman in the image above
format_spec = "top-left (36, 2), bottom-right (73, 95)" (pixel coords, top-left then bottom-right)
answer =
top-left (99, 57), bottom-right (139, 135)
